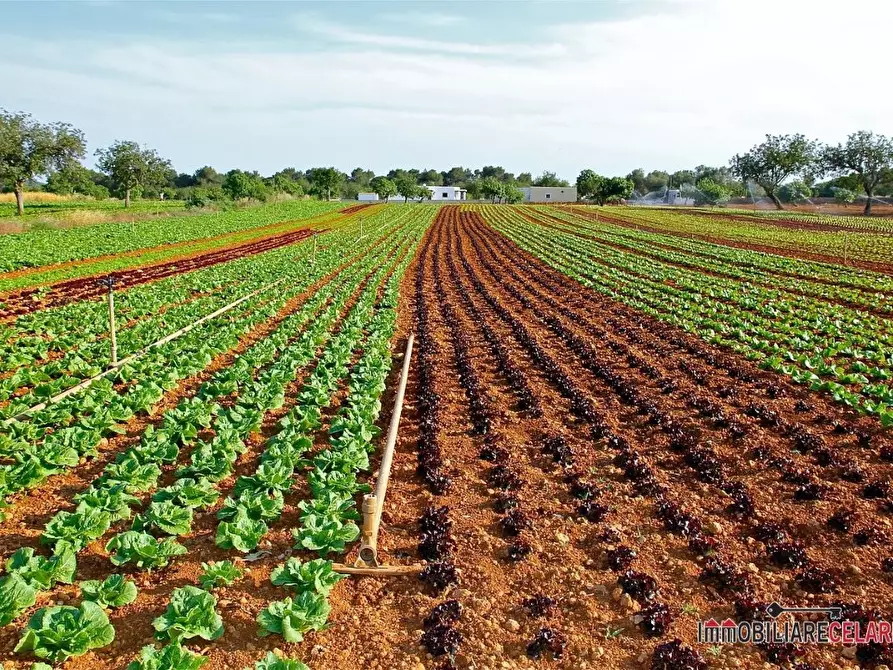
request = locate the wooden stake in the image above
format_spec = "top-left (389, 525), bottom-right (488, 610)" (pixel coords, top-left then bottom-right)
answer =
top-left (107, 282), bottom-right (117, 367)
top-left (332, 563), bottom-right (422, 577)
top-left (356, 333), bottom-right (415, 567)
top-left (4, 277), bottom-right (288, 424)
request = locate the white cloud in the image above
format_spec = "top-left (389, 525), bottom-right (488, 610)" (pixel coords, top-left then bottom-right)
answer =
top-left (291, 14), bottom-right (565, 58)
top-left (380, 11), bottom-right (464, 27)
top-left (2, 0), bottom-right (892, 178)
top-left (153, 9), bottom-right (238, 24)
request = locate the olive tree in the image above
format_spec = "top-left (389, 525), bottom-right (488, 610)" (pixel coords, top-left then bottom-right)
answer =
top-left (95, 140), bottom-right (172, 207)
top-left (308, 167), bottom-right (343, 200)
top-left (730, 134), bottom-right (818, 210)
top-left (822, 130), bottom-right (893, 215)
top-left (395, 175), bottom-right (420, 203)
top-left (369, 176), bottom-right (397, 202)
top-left (480, 176), bottom-right (504, 202)
top-left (0, 110), bottom-right (86, 215)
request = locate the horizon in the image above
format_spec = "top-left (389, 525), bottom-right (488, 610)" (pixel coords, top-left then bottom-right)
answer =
top-left (3, 0), bottom-right (891, 179)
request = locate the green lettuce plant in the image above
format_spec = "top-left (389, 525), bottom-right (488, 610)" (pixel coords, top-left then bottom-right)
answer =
top-left (152, 586), bottom-right (223, 642)
top-left (256, 591), bottom-right (330, 643)
top-left (81, 574), bottom-right (138, 608)
top-left (198, 561), bottom-right (243, 590)
top-left (14, 601), bottom-right (115, 662)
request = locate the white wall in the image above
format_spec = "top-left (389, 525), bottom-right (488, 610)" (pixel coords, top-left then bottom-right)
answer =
top-left (426, 186), bottom-right (466, 201)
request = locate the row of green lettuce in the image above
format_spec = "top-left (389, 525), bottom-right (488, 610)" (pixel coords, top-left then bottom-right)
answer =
top-left (598, 205), bottom-right (893, 268)
top-left (0, 200), bottom-right (344, 275)
top-left (257, 217), bottom-right (419, 647)
top-left (0, 247), bottom-right (322, 507)
top-left (1, 206), bottom-right (431, 667)
top-left (0, 254), bottom-right (294, 416)
top-left (0, 207), bottom-right (415, 625)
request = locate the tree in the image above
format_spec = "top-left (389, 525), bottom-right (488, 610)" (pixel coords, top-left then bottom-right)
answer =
top-left (669, 170), bottom-right (696, 189)
top-left (222, 170), bottom-right (268, 201)
top-left (185, 185), bottom-right (226, 209)
top-left (95, 140), bottom-right (171, 207)
top-left (480, 166), bottom-right (507, 181)
top-left (465, 180), bottom-right (483, 200)
top-left (481, 176), bottom-right (504, 202)
top-left (625, 169), bottom-right (646, 194)
top-left (268, 173), bottom-right (303, 197)
top-left (442, 167), bottom-right (469, 186)
top-left (272, 168), bottom-right (310, 195)
top-left (730, 134), bottom-right (818, 210)
top-left (643, 170), bottom-right (669, 194)
top-left (694, 178), bottom-right (731, 205)
top-left (833, 188), bottom-right (857, 207)
top-left (576, 170), bottom-right (633, 205)
top-left (193, 166), bottom-right (223, 186)
top-left (308, 167), bottom-right (342, 200)
top-left (516, 172), bottom-right (533, 186)
top-left (369, 176), bottom-right (397, 202)
top-left (778, 180), bottom-right (812, 204)
top-left (503, 184), bottom-right (524, 204)
top-left (174, 173), bottom-right (197, 188)
top-left (822, 130), bottom-right (893, 215)
top-left (395, 175), bottom-right (420, 203)
top-left (533, 171), bottom-right (569, 187)
top-left (600, 177), bottom-right (634, 204)
top-left (45, 163), bottom-right (103, 198)
top-left (418, 169), bottom-right (442, 186)
top-left (576, 169), bottom-right (604, 201)
top-left (349, 167), bottom-right (374, 188)
top-left (0, 110), bottom-right (86, 215)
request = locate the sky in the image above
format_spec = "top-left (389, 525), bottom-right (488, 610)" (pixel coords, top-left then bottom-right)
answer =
top-left (3, 0), bottom-right (892, 180)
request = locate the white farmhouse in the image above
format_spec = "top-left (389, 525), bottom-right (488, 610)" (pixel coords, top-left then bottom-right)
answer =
top-left (425, 185), bottom-right (467, 201)
top-left (357, 192), bottom-right (379, 201)
top-left (518, 186), bottom-right (577, 203)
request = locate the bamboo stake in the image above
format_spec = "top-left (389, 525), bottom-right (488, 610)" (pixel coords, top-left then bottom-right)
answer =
top-left (356, 333), bottom-right (415, 567)
top-left (332, 563), bottom-right (422, 577)
top-left (98, 276), bottom-right (118, 367)
top-left (108, 286), bottom-right (117, 366)
top-left (3, 276), bottom-right (288, 424)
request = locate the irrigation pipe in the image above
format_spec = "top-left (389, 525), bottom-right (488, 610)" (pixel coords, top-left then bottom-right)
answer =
top-left (356, 332), bottom-right (415, 567)
top-left (3, 277), bottom-right (288, 424)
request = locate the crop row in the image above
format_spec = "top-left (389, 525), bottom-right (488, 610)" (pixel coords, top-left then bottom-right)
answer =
top-left (558, 206), bottom-right (893, 294)
top-left (538, 206), bottom-right (893, 311)
top-left (436, 210), bottom-right (719, 666)
top-left (1, 207), bottom-right (435, 668)
top-left (592, 206), bottom-right (893, 267)
top-left (0, 211), bottom-right (412, 625)
top-left (0, 200), bottom-right (345, 281)
top-left (260, 216), bottom-right (430, 652)
top-left (485, 206), bottom-right (893, 426)
top-left (473, 214), bottom-right (892, 667)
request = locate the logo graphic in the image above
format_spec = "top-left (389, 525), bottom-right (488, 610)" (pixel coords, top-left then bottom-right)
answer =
top-left (698, 602), bottom-right (893, 646)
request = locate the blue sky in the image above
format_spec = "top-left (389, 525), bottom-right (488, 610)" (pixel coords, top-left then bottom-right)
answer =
top-left (4, 0), bottom-right (890, 180)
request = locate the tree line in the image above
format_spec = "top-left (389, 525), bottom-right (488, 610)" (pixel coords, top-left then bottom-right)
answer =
top-left (2, 108), bottom-right (892, 216)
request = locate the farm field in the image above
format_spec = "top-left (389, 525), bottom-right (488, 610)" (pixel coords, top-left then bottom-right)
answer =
top-left (0, 199), bottom-right (348, 289)
top-left (0, 194), bottom-right (187, 223)
top-left (587, 206), bottom-right (893, 271)
top-left (0, 203), bottom-right (890, 670)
